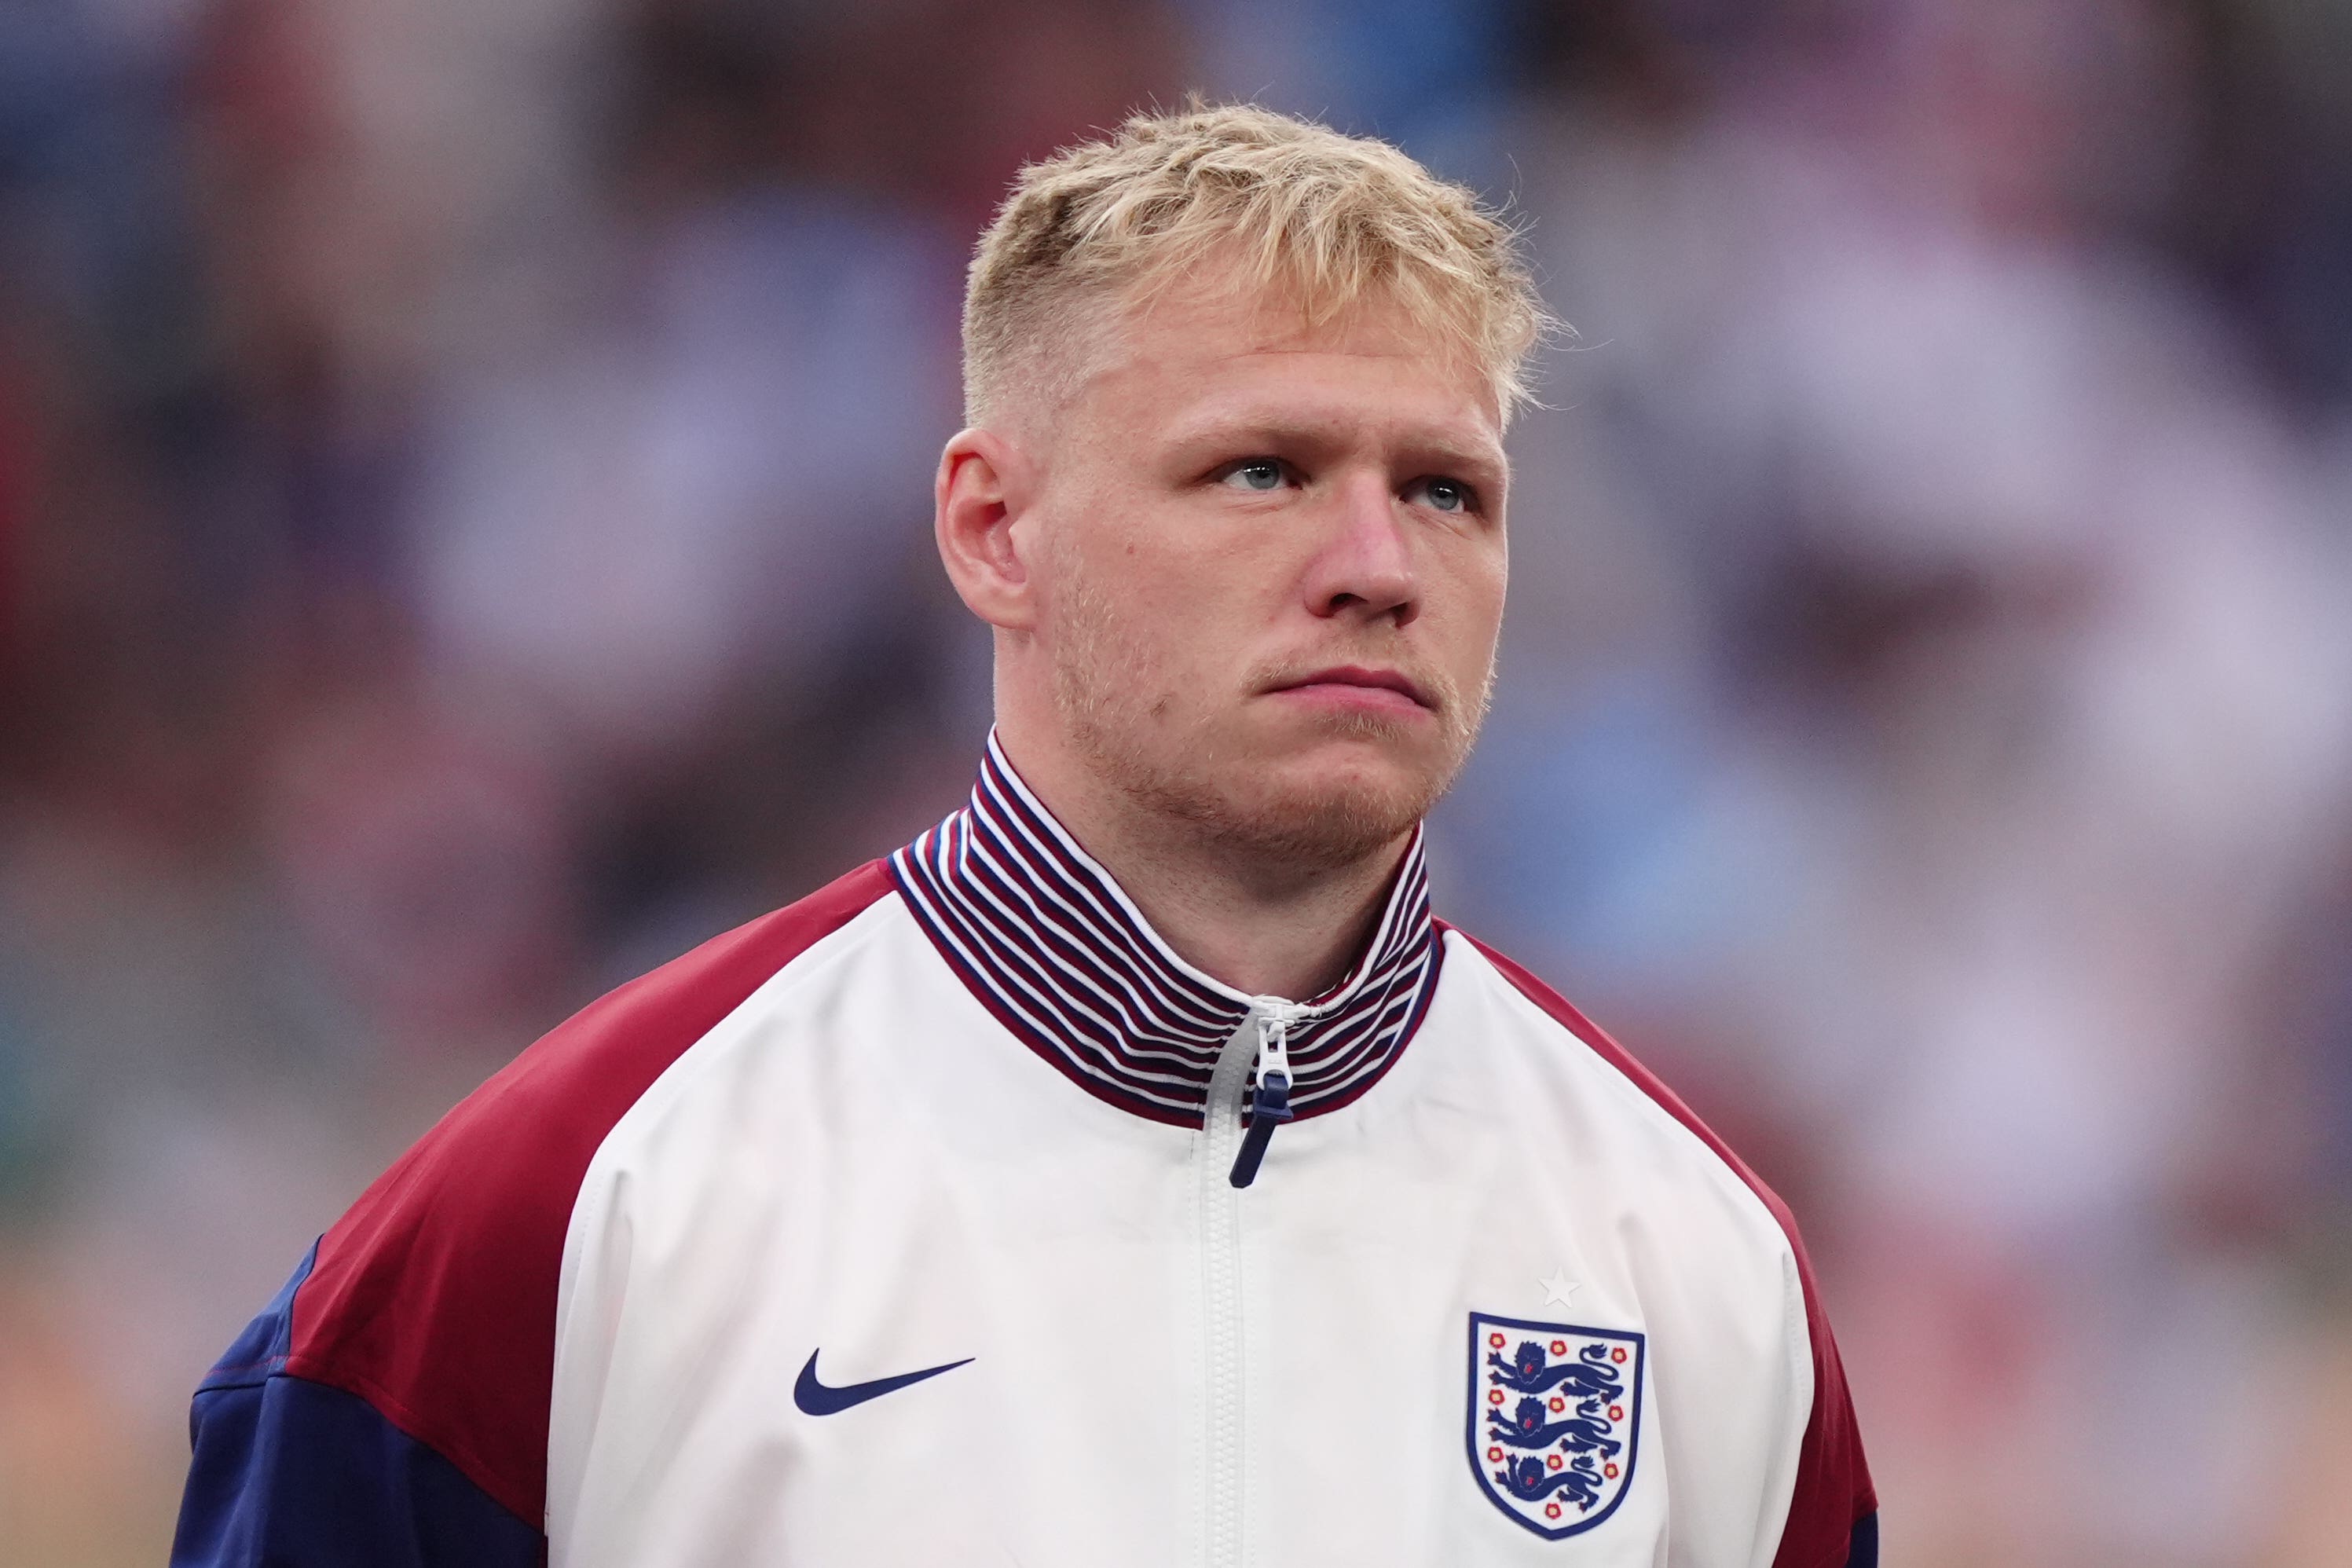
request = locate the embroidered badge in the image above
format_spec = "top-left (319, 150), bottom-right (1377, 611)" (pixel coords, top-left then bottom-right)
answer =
top-left (1467, 1313), bottom-right (1644, 1540)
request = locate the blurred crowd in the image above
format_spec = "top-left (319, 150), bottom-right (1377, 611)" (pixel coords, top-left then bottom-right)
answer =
top-left (3, 1), bottom-right (2350, 1562)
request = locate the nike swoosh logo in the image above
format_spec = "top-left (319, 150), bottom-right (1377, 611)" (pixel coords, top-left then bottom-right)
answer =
top-left (793, 1349), bottom-right (973, 1416)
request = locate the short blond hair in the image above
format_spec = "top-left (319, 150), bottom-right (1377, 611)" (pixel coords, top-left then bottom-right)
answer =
top-left (963, 102), bottom-right (1554, 427)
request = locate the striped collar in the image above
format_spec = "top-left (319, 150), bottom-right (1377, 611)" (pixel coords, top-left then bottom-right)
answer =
top-left (889, 733), bottom-right (1445, 1128)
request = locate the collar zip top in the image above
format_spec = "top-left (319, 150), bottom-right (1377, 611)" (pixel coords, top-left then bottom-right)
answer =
top-left (1225, 1000), bottom-right (1307, 1187)
top-left (890, 733), bottom-right (1445, 1163)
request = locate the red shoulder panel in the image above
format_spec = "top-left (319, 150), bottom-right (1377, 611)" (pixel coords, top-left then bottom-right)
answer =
top-left (284, 860), bottom-right (896, 1526)
top-left (1448, 927), bottom-right (1877, 1568)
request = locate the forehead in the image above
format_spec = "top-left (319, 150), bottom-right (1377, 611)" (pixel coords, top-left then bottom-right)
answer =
top-left (1068, 273), bottom-right (1507, 463)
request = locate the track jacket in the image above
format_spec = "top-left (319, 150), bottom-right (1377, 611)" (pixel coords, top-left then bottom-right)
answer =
top-left (174, 735), bottom-right (1877, 1566)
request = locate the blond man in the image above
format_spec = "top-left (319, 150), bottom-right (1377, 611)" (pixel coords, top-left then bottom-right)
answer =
top-left (174, 104), bottom-right (1875, 1566)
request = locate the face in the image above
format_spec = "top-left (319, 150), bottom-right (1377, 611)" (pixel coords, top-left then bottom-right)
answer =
top-left (951, 273), bottom-right (1510, 873)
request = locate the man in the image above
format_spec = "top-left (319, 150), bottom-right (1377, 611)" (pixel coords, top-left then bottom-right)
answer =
top-left (174, 104), bottom-right (1874, 1566)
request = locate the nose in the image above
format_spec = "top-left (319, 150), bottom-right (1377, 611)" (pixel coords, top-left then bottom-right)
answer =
top-left (1302, 473), bottom-right (1418, 627)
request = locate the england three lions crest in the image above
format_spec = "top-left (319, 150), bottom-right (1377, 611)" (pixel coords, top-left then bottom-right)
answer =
top-left (1467, 1313), bottom-right (1645, 1540)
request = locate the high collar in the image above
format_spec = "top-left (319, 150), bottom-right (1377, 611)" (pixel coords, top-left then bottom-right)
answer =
top-left (889, 733), bottom-right (1445, 1128)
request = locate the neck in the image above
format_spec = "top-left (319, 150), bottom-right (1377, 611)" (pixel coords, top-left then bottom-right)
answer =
top-left (995, 734), bottom-right (1412, 1001)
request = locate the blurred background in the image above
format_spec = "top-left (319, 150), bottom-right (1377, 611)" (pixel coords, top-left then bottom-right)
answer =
top-left (2, 0), bottom-right (2350, 1560)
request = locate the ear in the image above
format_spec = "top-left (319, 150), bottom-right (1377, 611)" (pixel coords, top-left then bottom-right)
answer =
top-left (934, 427), bottom-right (1041, 632)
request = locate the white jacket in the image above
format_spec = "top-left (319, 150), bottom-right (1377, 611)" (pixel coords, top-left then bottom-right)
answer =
top-left (174, 737), bottom-right (1875, 1567)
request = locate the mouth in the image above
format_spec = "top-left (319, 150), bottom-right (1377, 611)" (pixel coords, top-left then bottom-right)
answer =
top-left (1264, 665), bottom-right (1438, 713)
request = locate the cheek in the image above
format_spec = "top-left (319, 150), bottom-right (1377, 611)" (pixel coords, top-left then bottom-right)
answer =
top-left (1475, 549), bottom-right (1509, 618)
top-left (1060, 534), bottom-right (1233, 687)
top-left (1119, 531), bottom-right (1265, 649)
top-left (1436, 547), bottom-right (1509, 652)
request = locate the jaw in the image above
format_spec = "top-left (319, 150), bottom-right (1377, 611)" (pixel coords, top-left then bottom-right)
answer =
top-left (1241, 726), bottom-right (1447, 800)
top-left (1091, 709), bottom-right (1460, 877)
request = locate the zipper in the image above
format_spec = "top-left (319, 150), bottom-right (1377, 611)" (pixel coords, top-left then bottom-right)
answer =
top-left (1199, 998), bottom-right (1312, 1567)
top-left (1229, 1001), bottom-right (1307, 1189)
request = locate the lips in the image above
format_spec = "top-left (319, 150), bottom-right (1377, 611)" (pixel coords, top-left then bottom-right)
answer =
top-left (1268, 665), bottom-right (1437, 710)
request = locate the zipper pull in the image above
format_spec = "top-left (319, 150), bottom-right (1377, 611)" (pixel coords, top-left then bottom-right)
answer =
top-left (1229, 1003), bottom-right (1302, 1189)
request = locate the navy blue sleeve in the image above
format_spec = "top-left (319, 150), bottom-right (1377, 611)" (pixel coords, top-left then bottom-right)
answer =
top-left (171, 1242), bottom-right (543, 1568)
top-left (1845, 1511), bottom-right (1879, 1566)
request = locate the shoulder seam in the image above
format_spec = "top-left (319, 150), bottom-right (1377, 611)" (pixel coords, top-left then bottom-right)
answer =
top-left (584, 888), bottom-right (904, 1142)
top-left (1445, 931), bottom-right (1803, 1293)
top-left (283, 859), bottom-right (898, 1527)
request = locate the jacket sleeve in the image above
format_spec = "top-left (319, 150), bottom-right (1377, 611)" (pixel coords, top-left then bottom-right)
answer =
top-left (171, 1241), bottom-right (544, 1567)
top-left (1770, 1269), bottom-right (1878, 1568)
top-left (172, 865), bottom-right (898, 1565)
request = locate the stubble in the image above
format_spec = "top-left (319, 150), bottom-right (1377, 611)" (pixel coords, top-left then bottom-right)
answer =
top-left (1046, 543), bottom-right (1493, 876)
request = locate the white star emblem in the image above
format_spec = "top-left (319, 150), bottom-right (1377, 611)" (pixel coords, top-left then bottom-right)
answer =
top-left (1540, 1268), bottom-right (1582, 1310)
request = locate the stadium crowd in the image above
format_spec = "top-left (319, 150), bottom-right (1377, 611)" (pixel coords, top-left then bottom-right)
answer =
top-left (2, 2), bottom-right (2349, 1561)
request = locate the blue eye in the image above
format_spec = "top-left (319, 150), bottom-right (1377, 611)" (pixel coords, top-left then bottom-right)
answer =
top-left (1420, 478), bottom-right (1471, 512)
top-left (1223, 460), bottom-right (1285, 493)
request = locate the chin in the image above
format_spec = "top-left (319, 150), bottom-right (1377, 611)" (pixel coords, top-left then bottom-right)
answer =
top-left (1132, 731), bottom-right (1453, 872)
top-left (1223, 772), bottom-right (1431, 867)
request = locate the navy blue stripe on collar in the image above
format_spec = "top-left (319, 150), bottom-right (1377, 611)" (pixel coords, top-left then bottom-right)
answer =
top-left (890, 733), bottom-right (1444, 1128)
